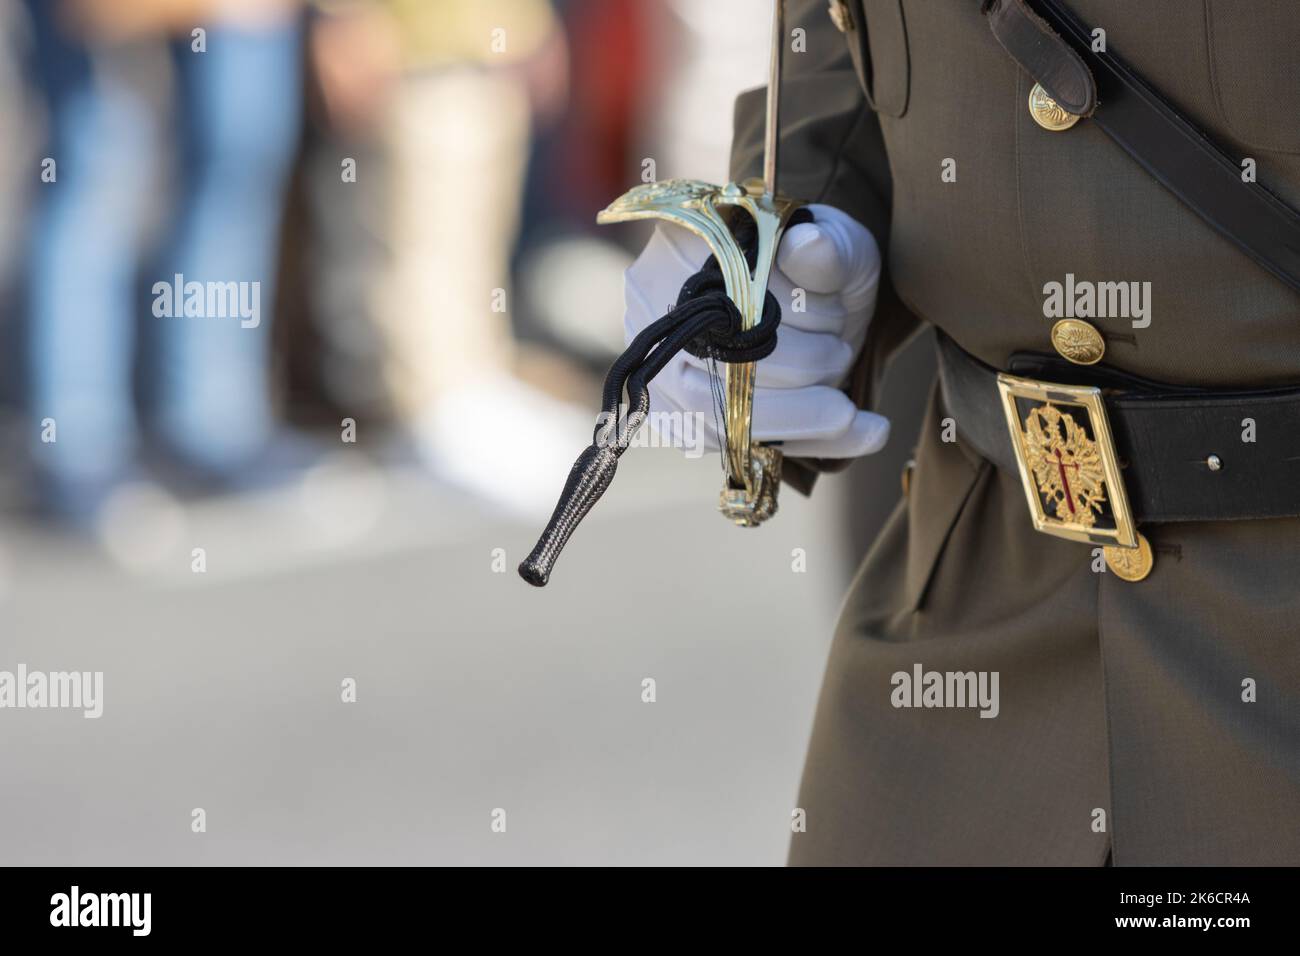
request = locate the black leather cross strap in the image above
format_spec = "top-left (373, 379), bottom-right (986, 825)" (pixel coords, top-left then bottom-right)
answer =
top-left (983, 0), bottom-right (1300, 294)
top-left (982, 0), bottom-right (1096, 116)
top-left (936, 333), bottom-right (1300, 523)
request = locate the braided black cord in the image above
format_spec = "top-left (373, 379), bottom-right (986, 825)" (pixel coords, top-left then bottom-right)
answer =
top-left (519, 208), bottom-right (813, 587)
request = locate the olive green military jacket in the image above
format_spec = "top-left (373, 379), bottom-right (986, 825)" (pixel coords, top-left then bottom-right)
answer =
top-left (731, 0), bottom-right (1300, 865)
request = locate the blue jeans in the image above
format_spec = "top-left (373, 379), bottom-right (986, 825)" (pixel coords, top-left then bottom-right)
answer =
top-left (23, 4), bottom-right (302, 506)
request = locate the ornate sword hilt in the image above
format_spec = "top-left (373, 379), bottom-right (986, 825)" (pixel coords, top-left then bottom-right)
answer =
top-left (597, 177), bottom-right (804, 526)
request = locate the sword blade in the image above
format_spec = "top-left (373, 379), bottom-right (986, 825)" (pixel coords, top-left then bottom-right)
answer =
top-left (763, 0), bottom-right (784, 196)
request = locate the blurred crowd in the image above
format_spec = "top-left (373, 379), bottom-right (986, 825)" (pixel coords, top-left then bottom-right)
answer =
top-left (0, 0), bottom-right (770, 530)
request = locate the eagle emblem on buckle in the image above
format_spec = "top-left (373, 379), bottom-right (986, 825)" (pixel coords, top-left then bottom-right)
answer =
top-left (1020, 403), bottom-right (1107, 529)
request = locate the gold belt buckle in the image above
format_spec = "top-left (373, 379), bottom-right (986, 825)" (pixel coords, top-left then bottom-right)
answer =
top-left (996, 372), bottom-right (1140, 553)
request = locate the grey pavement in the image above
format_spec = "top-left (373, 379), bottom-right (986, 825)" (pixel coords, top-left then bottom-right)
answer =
top-left (0, 444), bottom-right (859, 866)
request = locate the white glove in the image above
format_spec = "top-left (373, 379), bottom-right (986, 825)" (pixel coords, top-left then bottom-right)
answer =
top-left (623, 203), bottom-right (888, 459)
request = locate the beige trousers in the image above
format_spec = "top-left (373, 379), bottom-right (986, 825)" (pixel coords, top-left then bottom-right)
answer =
top-left (376, 66), bottom-right (531, 418)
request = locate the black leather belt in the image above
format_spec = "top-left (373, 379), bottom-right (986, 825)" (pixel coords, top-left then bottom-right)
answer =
top-left (937, 333), bottom-right (1300, 531)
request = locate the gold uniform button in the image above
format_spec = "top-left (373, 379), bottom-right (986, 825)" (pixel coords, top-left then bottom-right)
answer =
top-left (1051, 318), bottom-right (1106, 365)
top-left (1104, 533), bottom-right (1154, 582)
top-left (1029, 82), bottom-right (1080, 131)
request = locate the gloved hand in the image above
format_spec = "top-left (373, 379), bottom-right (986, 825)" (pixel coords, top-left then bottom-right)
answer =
top-left (623, 203), bottom-right (888, 459)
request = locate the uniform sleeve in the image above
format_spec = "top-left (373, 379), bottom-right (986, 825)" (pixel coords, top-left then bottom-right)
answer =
top-left (728, 0), bottom-right (921, 493)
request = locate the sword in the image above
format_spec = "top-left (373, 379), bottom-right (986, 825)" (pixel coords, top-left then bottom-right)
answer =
top-left (519, 1), bottom-right (804, 586)
top-left (596, 0), bottom-right (803, 526)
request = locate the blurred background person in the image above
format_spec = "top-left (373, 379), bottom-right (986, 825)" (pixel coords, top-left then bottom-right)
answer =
top-left (327, 0), bottom-right (582, 515)
top-left (18, 0), bottom-right (303, 524)
top-left (275, 0), bottom-right (398, 431)
top-left (0, 0), bottom-right (31, 456)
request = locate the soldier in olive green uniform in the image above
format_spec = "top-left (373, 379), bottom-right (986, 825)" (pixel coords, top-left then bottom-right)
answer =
top-left (728, 0), bottom-right (1300, 865)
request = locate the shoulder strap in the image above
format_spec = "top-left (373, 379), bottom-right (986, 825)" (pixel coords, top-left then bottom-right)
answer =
top-left (984, 0), bottom-right (1300, 295)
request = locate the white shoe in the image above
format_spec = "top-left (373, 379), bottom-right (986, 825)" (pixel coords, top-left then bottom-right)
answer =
top-left (415, 377), bottom-right (596, 519)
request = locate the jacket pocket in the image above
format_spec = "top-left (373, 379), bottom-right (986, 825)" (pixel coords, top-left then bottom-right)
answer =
top-left (901, 383), bottom-right (985, 612)
top-left (1205, 0), bottom-right (1300, 154)
top-left (844, 0), bottom-right (911, 117)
